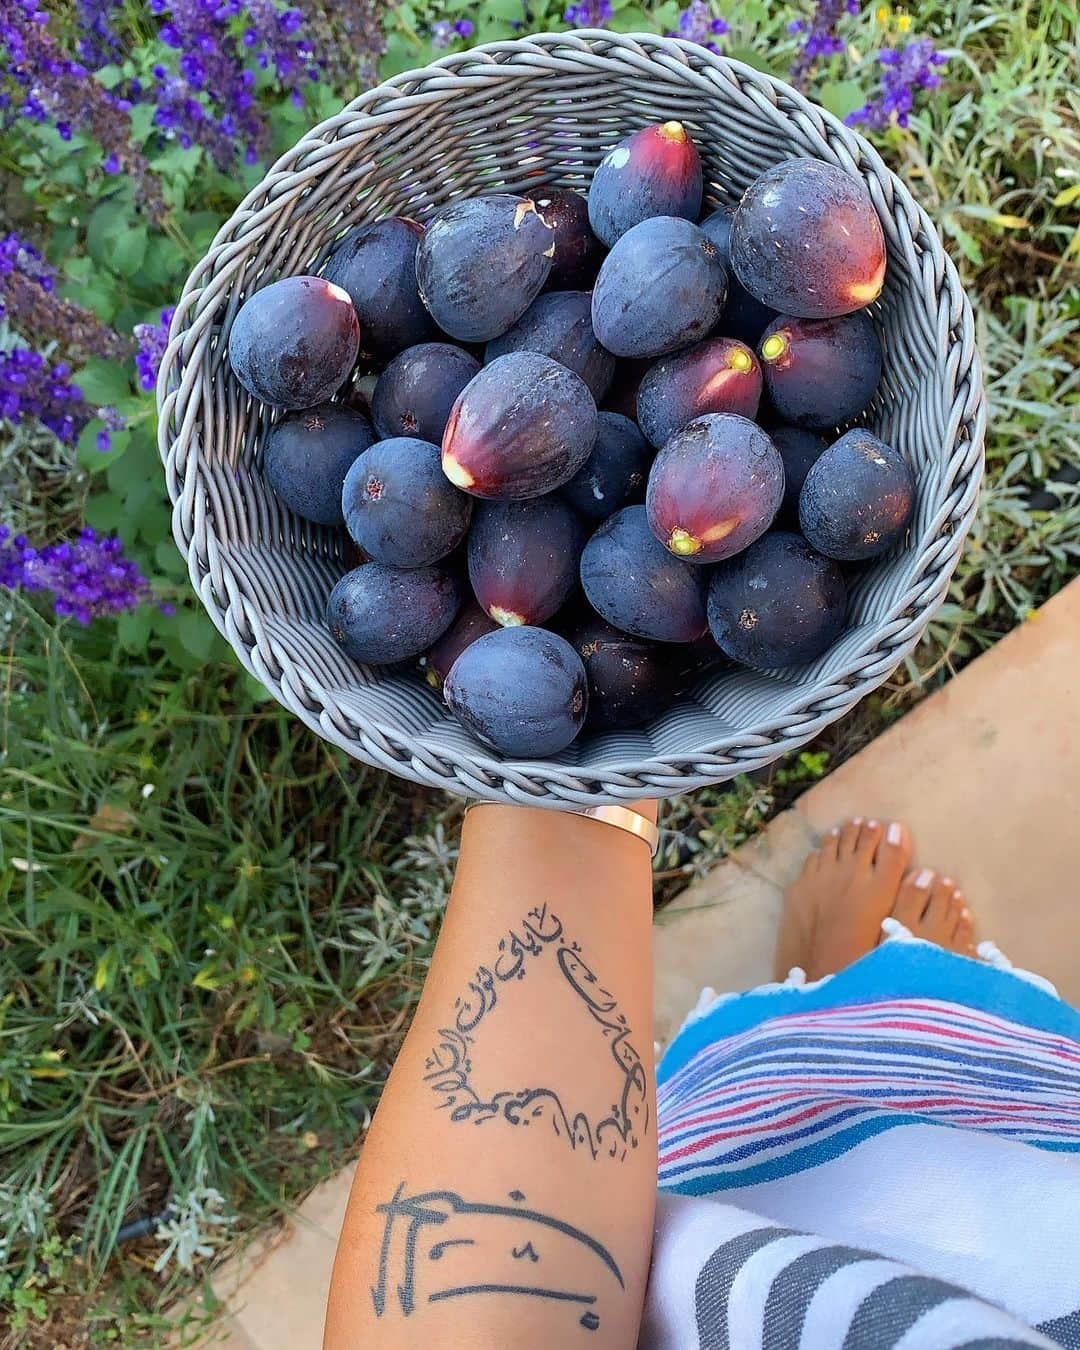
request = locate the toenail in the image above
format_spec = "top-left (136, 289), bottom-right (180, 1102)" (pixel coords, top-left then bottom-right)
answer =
top-left (828, 826), bottom-right (840, 837)
top-left (943, 876), bottom-right (955, 887)
top-left (867, 819), bottom-right (879, 829)
top-left (961, 906), bottom-right (971, 920)
top-left (852, 816), bottom-right (864, 826)
top-left (886, 822), bottom-right (902, 845)
top-left (914, 868), bottom-right (934, 888)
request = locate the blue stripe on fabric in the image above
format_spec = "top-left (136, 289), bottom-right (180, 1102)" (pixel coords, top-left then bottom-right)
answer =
top-left (659, 1104), bottom-right (884, 1176)
top-left (659, 1113), bottom-right (908, 1193)
top-left (657, 941), bottom-right (1080, 1087)
top-left (662, 1035), bottom-right (1077, 1084)
top-left (657, 1107), bottom-right (1080, 1195)
top-left (659, 1061), bottom-right (1073, 1113)
top-left (658, 1096), bottom-right (1080, 1154)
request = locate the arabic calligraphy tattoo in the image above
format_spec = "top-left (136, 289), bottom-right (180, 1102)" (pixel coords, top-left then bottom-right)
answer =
top-left (422, 903), bottom-right (649, 1162)
top-left (371, 1182), bottom-right (622, 1331)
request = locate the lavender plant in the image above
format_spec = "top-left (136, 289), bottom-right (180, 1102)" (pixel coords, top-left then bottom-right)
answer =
top-left (788, 0), bottom-right (861, 88)
top-left (0, 1), bottom-right (167, 221)
top-left (671, 1), bottom-right (728, 50)
top-left (849, 36), bottom-right (949, 129)
top-left (0, 525), bottom-right (162, 624)
top-left (147, 0), bottom-right (322, 167)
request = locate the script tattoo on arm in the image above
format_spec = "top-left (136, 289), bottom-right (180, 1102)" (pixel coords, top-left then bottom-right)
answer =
top-left (371, 1181), bottom-right (623, 1332)
top-left (421, 903), bottom-right (649, 1162)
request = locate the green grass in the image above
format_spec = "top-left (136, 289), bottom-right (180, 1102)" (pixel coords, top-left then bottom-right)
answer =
top-left (2, 0), bottom-right (1079, 1342)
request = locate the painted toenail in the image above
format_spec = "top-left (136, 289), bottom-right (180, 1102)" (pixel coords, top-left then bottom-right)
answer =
top-left (828, 826), bottom-right (840, 837)
top-left (961, 907), bottom-right (971, 920)
top-left (914, 868), bottom-right (934, 888)
top-left (886, 822), bottom-right (902, 845)
top-left (867, 819), bottom-right (879, 829)
top-left (852, 816), bottom-right (864, 826)
top-left (943, 877), bottom-right (954, 887)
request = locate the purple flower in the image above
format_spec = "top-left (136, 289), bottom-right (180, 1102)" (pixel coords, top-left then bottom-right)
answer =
top-left (563, 0), bottom-right (613, 27)
top-left (0, 345), bottom-right (86, 444)
top-left (848, 37), bottom-right (948, 130)
top-left (145, 1), bottom-right (322, 169)
top-left (76, 0), bottom-right (124, 71)
top-left (669, 2), bottom-right (728, 51)
top-left (432, 17), bottom-right (477, 48)
top-left (0, 231), bottom-right (131, 362)
top-left (134, 307), bottom-right (176, 392)
top-left (95, 403), bottom-right (127, 450)
top-left (2, 525), bottom-right (155, 625)
top-left (0, 1), bottom-right (166, 220)
top-left (789, 0), bottom-right (860, 88)
top-left (0, 232), bottom-right (54, 292)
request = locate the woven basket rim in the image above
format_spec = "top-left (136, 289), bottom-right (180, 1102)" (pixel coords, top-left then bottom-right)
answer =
top-left (157, 30), bottom-right (985, 806)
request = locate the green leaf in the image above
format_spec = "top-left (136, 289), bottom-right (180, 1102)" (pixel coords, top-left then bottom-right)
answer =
top-left (133, 501), bottom-right (170, 551)
top-left (59, 274), bottom-right (118, 323)
top-left (819, 80), bottom-right (866, 121)
top-left (77, 421), bottom-right (130, 472)
top-left (609, 8), bottom-right (650, 31)
top-left (127, 103), bottom-right (156, 145)
top-left (956, 204), bottom-right (1030, 229)
top-left (652, 0), bottom-right (681, 25)
top-left (184, 212), bottom-right (222, 253)
top-left (94, 63), bottom-right (124, 90)
top-left (484, 0), bottom-right (525, 19)
top-left (943, 216), bottom-right (984, 265)
top-left (727, 44), bottom-right (782, 76)
top-left (77, 358), bottom-right (133, 406)
top-left (117, 608), bottom-right (152, 652)
top-left (242, 672), bottom-right (275, 704)
top-left (178, 608), bottom-right (217, 662)
top-left (84, 494), bottom-right (129, 533)
top-left (154, 538), bottom-right (188, 578)
top-left (380, 32), bottom-right (426, 78)
top-left (1052, 183), bottom-right (1080, 208)
top-left (112, 224), bottom-right (149, 278)
top-left (87, 200), bottom-right (148, 279)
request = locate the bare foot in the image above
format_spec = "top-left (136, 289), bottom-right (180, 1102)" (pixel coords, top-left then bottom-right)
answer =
top-left (891, 868), bottom-right (976, 956)
top-left (774, 818), bottom-right (912, 981)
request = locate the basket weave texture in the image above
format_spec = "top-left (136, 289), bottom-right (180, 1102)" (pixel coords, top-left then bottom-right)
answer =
top-left (157, 31), bottom-right (985, 808)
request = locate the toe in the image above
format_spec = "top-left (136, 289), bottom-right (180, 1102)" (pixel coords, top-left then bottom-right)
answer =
top-left (854, 818), bottom-right (884, 865)
top-left (921, 877), bottom-right (955, 940)
top-left (951, 893), bottom-right (976, 954)
top-left (871, 820), bottom-right (913, 888)
top-left (817, 826), bottom-right (842, 865)
top-left (892, 868), bottom-right (934, 927)
top-left (838, 817), bottom-right (864, 859)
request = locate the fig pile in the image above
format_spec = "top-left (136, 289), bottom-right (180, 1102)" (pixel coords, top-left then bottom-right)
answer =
top-left (231, 123), bottom-right (916, 760)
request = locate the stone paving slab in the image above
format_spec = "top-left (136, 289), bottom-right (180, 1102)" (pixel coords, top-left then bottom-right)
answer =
top-left (190, 578), bottom-right (1079, 1346)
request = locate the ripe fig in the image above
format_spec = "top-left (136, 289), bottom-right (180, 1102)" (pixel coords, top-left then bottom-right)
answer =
top-left (645, 413), bottom-right (783, 563)
top-left (442, 352), bottom-right (597, 499)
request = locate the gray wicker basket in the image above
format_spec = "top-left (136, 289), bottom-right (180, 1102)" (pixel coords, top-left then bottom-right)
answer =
top-left (157, 31), bottom-right (984, 808)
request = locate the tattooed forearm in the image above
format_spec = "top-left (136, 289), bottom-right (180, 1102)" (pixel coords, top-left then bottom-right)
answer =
top-left (422, 903), bottom-right (649, 1161)
top-left (371, 1181), bottom-right (623, 1332)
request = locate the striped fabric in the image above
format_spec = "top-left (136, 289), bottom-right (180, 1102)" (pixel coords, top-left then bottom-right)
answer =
top-left (657, 937), bottom-right (1080, 1195)
top-left (658, 995), bottom-right (1080, 1193)
top-left (645, 935), bottom-right (1080, 1347)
